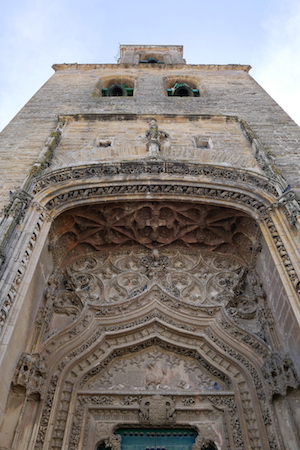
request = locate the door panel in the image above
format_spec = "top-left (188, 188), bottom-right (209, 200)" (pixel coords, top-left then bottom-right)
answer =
top-left (116, 428), bottom-right (197, 450)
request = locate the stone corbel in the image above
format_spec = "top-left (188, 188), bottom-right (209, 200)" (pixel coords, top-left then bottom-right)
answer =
top-left (95, 423), bottom-right (117, 449)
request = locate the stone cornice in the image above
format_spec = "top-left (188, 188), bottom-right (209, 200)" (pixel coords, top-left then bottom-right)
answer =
top-left (52, 63), bottom-right (251, 72)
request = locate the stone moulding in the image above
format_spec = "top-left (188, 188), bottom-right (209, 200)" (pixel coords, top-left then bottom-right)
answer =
top-left (30, 161), bottom-right (280, 197)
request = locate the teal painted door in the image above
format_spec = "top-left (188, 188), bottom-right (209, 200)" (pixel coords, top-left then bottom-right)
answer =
top-left (116, 429), bottom-right (197, 450)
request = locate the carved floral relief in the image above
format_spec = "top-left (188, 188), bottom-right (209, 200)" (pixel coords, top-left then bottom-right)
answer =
top-left (86, 346), bottom-right (228, 392)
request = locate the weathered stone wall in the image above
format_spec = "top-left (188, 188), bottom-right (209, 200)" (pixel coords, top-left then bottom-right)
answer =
top-left (1, 62), bottom-right (300, 215)
top-left (257, 240), bottom-right (300, 372)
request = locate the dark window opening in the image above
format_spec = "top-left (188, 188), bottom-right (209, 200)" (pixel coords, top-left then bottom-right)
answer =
top-left (167, 83), bottom-right (199, 97)
top-left (102, 84), bottom-right (134, 97)
top-left (140, 57), bottom-right (164, 64)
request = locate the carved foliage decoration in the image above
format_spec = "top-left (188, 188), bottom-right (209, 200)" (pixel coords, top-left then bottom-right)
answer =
top-left (49, 201), bottom-right (259, 266)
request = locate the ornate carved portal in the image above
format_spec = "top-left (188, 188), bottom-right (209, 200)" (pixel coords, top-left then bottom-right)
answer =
top-left (8, 201), bottom-right (299, 449)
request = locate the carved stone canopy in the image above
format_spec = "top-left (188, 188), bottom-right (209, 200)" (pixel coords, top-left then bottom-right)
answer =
top-left (50, 201), bottom-right (259, 267)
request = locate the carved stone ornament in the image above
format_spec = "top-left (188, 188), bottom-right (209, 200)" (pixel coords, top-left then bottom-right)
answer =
top-left (139, 395), bottom-right (176, 425)
top-left (85, 345), bottom-right (229, 392)
top-left (12, 352), bottom-right (47, 399)
top-left (105, 434), bottom-right (122, 450)
top-left (41, 246), bottom-right (267, 338)
top-left (145, 118), bottom-right (169, 158)
top-left (49, 201), bottom-right (259, 267)
top-left (262, 352), bottom-right (300, 399)
top-left (192, 433), bottom-right (217, 450)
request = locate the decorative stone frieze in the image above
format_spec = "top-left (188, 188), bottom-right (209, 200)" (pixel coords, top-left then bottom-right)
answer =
top-left (30, 161), bottom-right (279, 196)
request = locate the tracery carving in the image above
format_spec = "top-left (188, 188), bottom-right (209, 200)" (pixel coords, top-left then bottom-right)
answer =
top-left (35, 325), bottom-right (277, 450)
top-left (49, 201), bottom-right (258, 266)
top-left (41, 246), bottom-right (267, 338)
top-left (205, 329), bottom-right (279, 449)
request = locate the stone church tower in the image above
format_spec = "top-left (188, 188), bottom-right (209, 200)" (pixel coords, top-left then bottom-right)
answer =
top-left (0, 45), bottom-right (300, 449)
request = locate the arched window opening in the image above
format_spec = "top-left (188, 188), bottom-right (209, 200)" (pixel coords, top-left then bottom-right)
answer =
top-left (102, 84), bottom-right (133, 97)
top-left (167, 83), bottom-right (199, 97)
top-left (139, 55), bottom-right (164, 64)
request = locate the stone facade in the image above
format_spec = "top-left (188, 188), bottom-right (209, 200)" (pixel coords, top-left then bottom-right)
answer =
top-left (0, 45), bottom-right (300, 449)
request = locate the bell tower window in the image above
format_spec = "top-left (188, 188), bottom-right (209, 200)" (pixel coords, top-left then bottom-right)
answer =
top-left (139, 57), bottom-right (164, 64)
top-left (167, 83), bottom-right (199, 97)
top-left (102, 84), bottom-right (134, 97)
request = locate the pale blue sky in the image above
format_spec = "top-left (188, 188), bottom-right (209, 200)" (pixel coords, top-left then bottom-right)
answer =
top-left (0, 0), bottom-right (299, 131)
